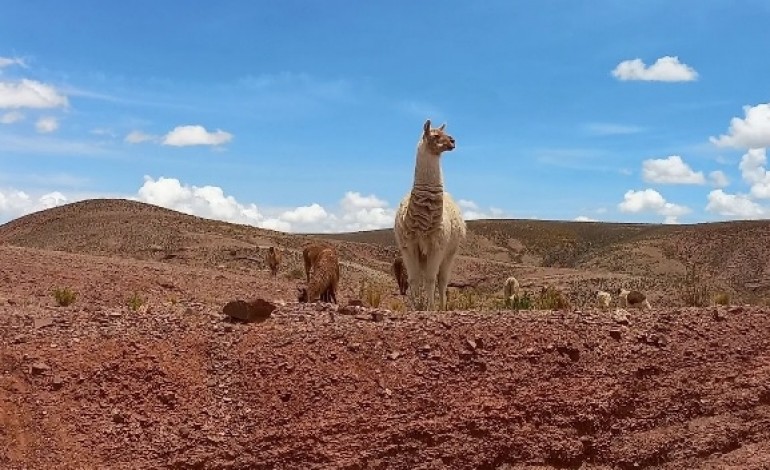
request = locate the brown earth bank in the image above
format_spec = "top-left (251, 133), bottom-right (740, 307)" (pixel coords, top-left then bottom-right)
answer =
top-left (2, 245), bottom-right (770, 469)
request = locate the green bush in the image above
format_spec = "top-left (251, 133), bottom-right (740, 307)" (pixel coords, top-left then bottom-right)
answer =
top-left (127, 292), bottom-right (145, 312)
top-left (52, 287), bottom-right (77, 307)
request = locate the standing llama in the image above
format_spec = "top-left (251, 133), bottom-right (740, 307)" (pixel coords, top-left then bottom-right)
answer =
top-left (394, 119), bottom-right (467, 311)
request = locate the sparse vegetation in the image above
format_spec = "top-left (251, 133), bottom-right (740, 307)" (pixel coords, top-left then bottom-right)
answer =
top-left (534, 286), bottom-right (570, 310)
top-left (359, 279), bottom-right (386, 308)
top-left (388, 297), bottom-right (407, 312)
top-left (712, 291), bottom-right (730, 306)
top-left (127, 292), bottom-right (145, 312)
top-left (287, 267), bottom-right (305, 280)
top-left (508, 292), bottom-right (533, 310)
top-left (52, 287), bottom-right (77, 307)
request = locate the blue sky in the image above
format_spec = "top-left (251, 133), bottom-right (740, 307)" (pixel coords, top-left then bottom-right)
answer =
top-left (2, 1), bottom-right (770, 232)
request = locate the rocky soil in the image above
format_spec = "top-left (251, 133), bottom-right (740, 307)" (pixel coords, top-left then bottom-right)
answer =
top-left (2, 247), bottom-right (770, 469)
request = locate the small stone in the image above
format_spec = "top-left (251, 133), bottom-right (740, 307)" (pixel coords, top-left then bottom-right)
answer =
top-left (609, 329), bottom-right (622, 340)
top-left (51, 375), bottom-right (65, 390)
top-left (30, 362), bottom-right (50, 375)
top-left (465, 338), bottom-right (477, 351)
top-left (347, 342), bottom-right (361, 352)
top-left (371, 311), bottom-right (385, 322)
top-left (386, 351), bottom-right (401, 360)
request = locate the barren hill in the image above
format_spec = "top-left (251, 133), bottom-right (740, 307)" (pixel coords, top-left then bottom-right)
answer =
top-left (2, 199), bottom-right (769, 307)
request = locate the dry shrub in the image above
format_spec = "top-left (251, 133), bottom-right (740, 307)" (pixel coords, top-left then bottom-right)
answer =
top-left (712, 291), bottom-right (730, 306)
top-left (53, 287), bottom-right (77, 307)
top-left (534, 286), bottom-right (570, 310)
top-left (127, 292), bottom-right (145, 312)
top-left (359, 279), bottom-right (386, 308)
top-left (388, 298), bottom-right (406, 312)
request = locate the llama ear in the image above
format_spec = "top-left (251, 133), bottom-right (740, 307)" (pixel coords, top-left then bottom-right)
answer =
top-left (423, 119), bottom-right (431, 136)
top-left (438, 123), bottom-right (446, 131)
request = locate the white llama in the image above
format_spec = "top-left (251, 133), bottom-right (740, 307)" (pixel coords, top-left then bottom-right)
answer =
top-left (394, 119), bottom-right (467, 311)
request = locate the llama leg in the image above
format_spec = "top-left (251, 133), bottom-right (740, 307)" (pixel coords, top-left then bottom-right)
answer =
top-left (436, 250), bottom-right (456, 311)
top-left (401, 245), bottom-right (424, 310)
top-left (424, 254), bottom-right (444, 311)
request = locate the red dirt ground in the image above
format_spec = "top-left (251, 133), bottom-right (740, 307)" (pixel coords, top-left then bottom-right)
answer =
top-left (2, 245), bottom-right (770, 469)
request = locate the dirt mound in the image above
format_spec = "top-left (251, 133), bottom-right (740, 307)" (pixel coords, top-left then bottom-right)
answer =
top-left (3, 300), bottom-right (770, 469)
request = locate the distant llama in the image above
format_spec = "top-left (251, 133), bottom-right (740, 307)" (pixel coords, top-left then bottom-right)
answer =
top-left (504, 276), bottom-right (520, 308)
top-left (265, 246), bottom-right (281, 277)
top-left (394, 119), bottom-right (467, 311)
top-left (392, 256), bottom-right (409, 295)
top-left (618, 288), bottom-right (651, 310)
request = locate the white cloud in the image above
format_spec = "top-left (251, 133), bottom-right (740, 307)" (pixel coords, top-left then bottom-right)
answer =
top-left (642, 155), bottom-right (705, 184)
top-left (331, 191), bottom-right (395, 232)
top-left (0, 188), bottom-right (68, 220)
top-left (0, 111), bottom-right (24, 124)
top-left (738, 148), bottom-right (770, 199)
top-left (706, 189), bottom-right (766, 219)
top-left (574, 216), bottom-right (598, 222)
top-left (458, 199), bottom-right (507, 220)
top-left (133, 177), bottom-right (395, 233)
top-left (279, 204), bottom-right (329, 224)
top-left (341, 191), bottom-right (389, 212)
top-left (0, 79), bottom-right (69, 109)
top-left (162, 125), bottom-right (233, 147)
top-left (612, 56), bottom-right (698, 82)
top-left (35, 116), bottom-right (59, 133)
top-left (125, 130), bottom-right (157, 144)
top-left (710, 103), bottom-right (770, 149)
top-left (0, 57), bottom-right (27, 69)
top-left (709, 170), bottom-right (729, 188)
top-left (135, 176), bottom-right (287, 229)
top-left (618, 188), bottom-right (690, 223)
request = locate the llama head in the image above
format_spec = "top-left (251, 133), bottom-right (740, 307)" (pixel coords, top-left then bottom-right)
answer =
top-left (297, 285), bottom-right (308, 303)
top-left (421, 119), bottom-right (455, 154)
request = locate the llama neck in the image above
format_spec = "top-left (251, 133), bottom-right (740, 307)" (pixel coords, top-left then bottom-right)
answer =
top-left (405, 144), bottom-right (445, 236)
top-left (412, 145), bottom-right (444, 190)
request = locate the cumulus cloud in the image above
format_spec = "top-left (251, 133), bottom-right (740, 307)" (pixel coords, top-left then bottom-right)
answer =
top-left (162, 125), bottom-right (233, 147)
top-left (618, 188), bottom-right (690, 224)
top-left (642, 155), bottom-right (705, 184)
top-left (611, 56), bottom-right (698, 82)
top-left (135, 176), bottom-right (287, 230)
top-left (458, 199), bottom-right (506, 220)
top-left (125, 130), bottom-right (157, 144)
top-left (706, 189), bottom-right (766, 219)
top-left (334, 191), bottom-right (395, 232)
top-left (738, 148), bottom-right (770, 199)
top-left (709, 170), bottom-right (729, 188)
top-left (0, 188), bottom-right (68, 220)
top-left (0, 111), bottom-right (23, 124)
top-left (35, 116), bottom-right (59, 133)
top-left (574, 216), bottom-right (598, 222)
top-left (0, 79), bottom-right (69, 109)
top-left (710, 103), bottom-right (770, 149)
top-left (134, 177), bottom-right (398, 233)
